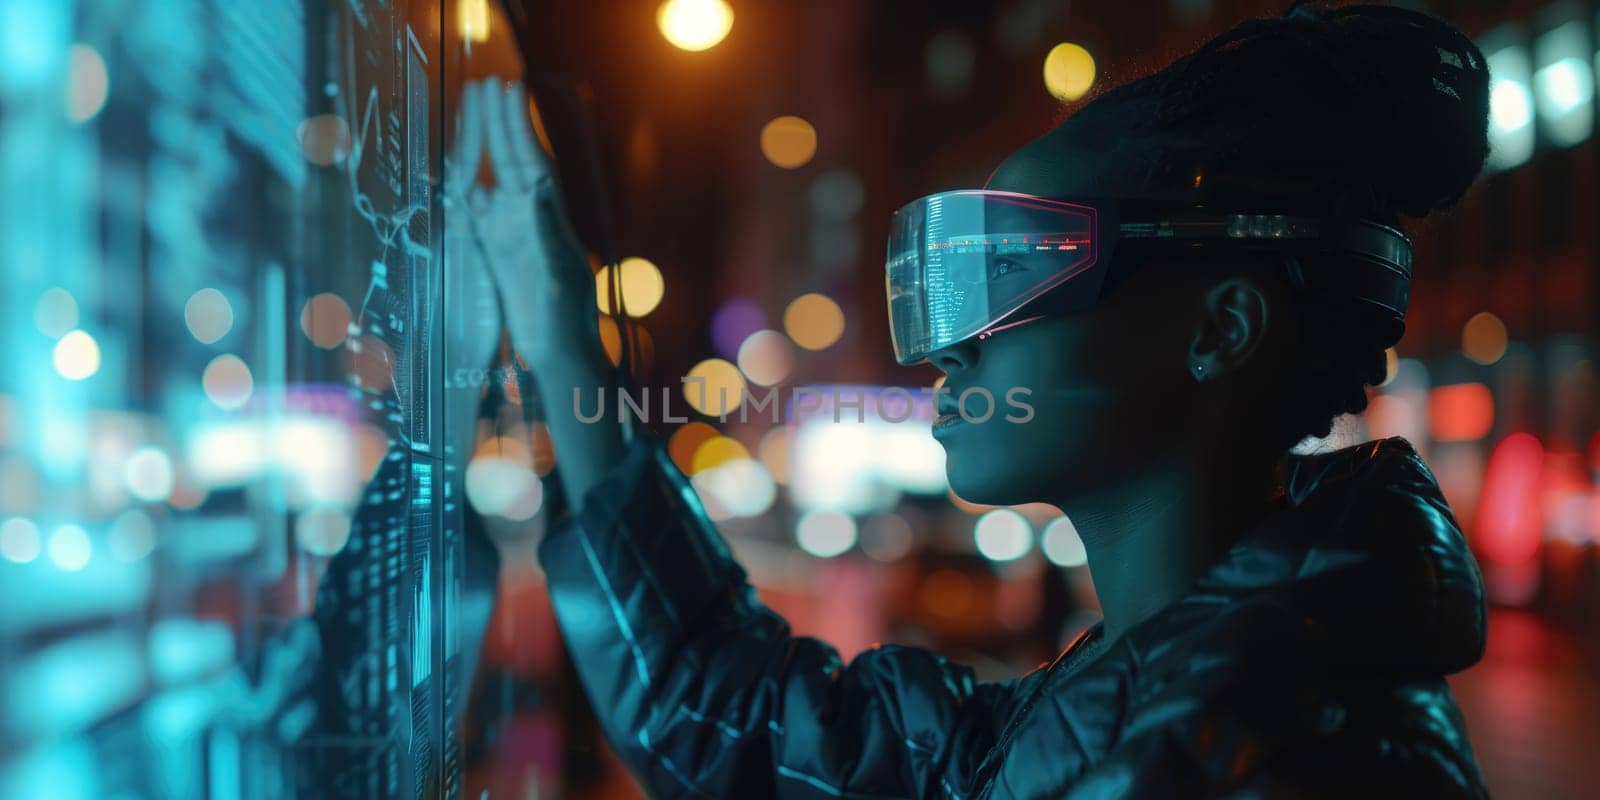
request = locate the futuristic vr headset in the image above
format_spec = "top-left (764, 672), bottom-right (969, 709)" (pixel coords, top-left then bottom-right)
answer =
top-left (885, 190), bottom-right (1413, 366)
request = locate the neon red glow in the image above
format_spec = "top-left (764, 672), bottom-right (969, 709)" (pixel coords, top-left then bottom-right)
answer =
top-left (1477, 432), bottom-right (1545, 566)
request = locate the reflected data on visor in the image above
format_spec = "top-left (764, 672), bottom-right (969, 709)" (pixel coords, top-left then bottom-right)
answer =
top-left (886, 191), bottom-right (1106, 365)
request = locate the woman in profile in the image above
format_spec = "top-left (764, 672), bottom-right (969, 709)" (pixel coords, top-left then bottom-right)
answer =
top-left (465, 3), bottom-right (1492, 797)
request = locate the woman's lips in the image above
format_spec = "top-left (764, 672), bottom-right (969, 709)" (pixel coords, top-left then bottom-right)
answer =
top-left (932, 412), bottom-right (967, 435)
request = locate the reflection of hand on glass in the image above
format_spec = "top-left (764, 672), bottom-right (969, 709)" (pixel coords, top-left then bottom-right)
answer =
top-left (449, 77), bottom-right (624, 506)
top-left (447, 78), bottom-right (605, 373)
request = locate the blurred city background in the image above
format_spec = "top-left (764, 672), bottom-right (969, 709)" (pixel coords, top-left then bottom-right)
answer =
top-left (1, 0), bottom-right (1597, 798)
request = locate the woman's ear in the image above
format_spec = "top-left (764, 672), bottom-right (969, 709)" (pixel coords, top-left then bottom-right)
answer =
top-left (1187, 276), bottom-right (1272, 383)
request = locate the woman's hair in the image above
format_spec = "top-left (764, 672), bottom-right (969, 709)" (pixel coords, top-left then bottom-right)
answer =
top-left (1050, 2), bottom-right (1492, 448)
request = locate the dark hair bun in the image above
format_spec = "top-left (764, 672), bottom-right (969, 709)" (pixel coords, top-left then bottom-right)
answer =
top-left (1041, 3), bottom-right (1491, 224)
top-left (1273, 3), bottom-right (1492, 219)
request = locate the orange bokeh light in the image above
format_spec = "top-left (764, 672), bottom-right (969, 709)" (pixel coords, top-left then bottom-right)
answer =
top-left (1428, 383), bottom-right (1494, 442)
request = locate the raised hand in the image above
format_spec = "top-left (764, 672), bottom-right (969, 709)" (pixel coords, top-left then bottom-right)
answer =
top-left (451, 77), bottom-right (625, 508)
top-left (462, 78), bottom-right (609, 373)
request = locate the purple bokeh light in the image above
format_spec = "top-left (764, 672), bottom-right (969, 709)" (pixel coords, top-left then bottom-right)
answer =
top-left (711, 298), bottom-right (767, 359)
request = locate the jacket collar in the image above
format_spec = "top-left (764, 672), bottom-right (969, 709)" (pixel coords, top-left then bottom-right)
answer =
top-left (1175, 436), bottom-right (1487, 673)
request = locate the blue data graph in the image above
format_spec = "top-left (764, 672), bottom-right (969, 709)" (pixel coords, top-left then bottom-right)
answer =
top-left (0, 1), bottom-right (514, 798)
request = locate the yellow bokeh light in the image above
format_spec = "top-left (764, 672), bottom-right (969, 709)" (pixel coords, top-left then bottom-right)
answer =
top-left (1043, 42), bottom-right (1096, 102)
top-left (683, 358), bottom-right (747, 417)
top-left (1462, 311), bottom-right (1508, 366)
top-left (459, 0), bottom-right (491, 43)
top-left (691, 435), bottom-right (749, 474)
top-left (783, 293), bottom-right (844, 350)
top-left (657, 0), bottom-right (734, 52)
top-left (669, 421), bottom-right (720, 473)
top-left (595, 257), bottom-right (665, 317)
top-left (53, 330), bottom-right (101, 380)
top-left (203, 354), bottom-right (254, 410)
top-left (65, 44), bottom-right (109, 123)
top-left (300, 292), bottom-right (353, 349)
top-left (760, 115), bottom-right (817, 169)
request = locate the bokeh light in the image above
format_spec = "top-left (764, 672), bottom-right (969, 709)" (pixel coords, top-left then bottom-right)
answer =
top-left (1429, 382), bottom-right (1494, 442)
top-left (860, 512), bottom-right (914, 562)
top-left (595, 257), bottom-right (665, 317)
top-left (202, 355), bottom-right (254, 410)
top-left (736, 329), bottom-right (794, 386)
top-left (299, 292), bottom-right (353, 349)
top-left (466, 436), bottom-right (543, 520)
top-left (297, 114), bottom-right (351, 166)
top-left (1478, 432), bottom-right (1545, 565)
top-left (760, 115), bottom-right (818, 169)
top-left (796, 509), bottom-right (856, 558)
top-left (690, 435), bottom-right (749, 474)
top-left (711, 298), bottom-right (767, 358)
top-left (668, 422), bottom-right (720, 474)
top-left (1485, 44), bottom-right (1535, 171)
top-left (683, 358), bottom-right (747, 417)
top-left (691, 458), bottom-right (776, 518)
top-left (657, 0), bottom-right (734, 52)
top-left (974, 509), bottom-right (1031, 561)
top-left (0, 517), bottom-right (41, 564)
top-left (757, 426), bottom-right (791, 484)
top-left (296, 506), bottom-right (354, 556)
top-left (1041, 516), bottom-right (1087, 567)
top-left (53, 330), bottom-right (101, 380)
top-left (34, 288), bottom-right (79, 339)
top-left (65, 44), bottom-right (108, 123)
top-left (1490, 77), bottom-right (1534, 132)
top-left (1462, 311), bottom-right (1509, 365)
top-left (1532, 18), bottom-right (1593, 147)
top-left (184, 288), bottom-right (234, 344)
top-left (1043, 42), bottom-right (1096, 101)
top-left (783, 293), bottom-right (844, 350)
top-left (465, 455), bottom-right (542, 520)
top-left (1536, 57), bottom-right (1590, 112)
top-left (107, 510), bottom-right (156, 562)
top-left (459, 0), bottom-right (491, 43)
top-left (47, 524), bottom-right (91, 572)
top-left (123, 446), bottom-right (175, 503)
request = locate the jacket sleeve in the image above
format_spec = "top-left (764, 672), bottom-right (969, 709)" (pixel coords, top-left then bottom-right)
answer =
top-left (537, 427), bottom-right (1028, 799)
top-left (1061, 599), bottom-right (1487, 800)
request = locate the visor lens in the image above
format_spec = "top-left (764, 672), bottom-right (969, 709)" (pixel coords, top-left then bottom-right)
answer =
top-left (886, 190), bottom-right (1104, 365)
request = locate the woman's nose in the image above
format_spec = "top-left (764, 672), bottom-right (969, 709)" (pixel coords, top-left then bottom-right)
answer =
top-left (927, 341), bottom-right (977, 373)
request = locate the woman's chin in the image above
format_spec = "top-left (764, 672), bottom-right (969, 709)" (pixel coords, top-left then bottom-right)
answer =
top-left (944, 461), bottom-right (1033, 508)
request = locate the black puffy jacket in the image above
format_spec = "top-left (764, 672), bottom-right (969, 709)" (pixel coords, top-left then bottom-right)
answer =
top-left (538, 432), bottom-right (1488, 798)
